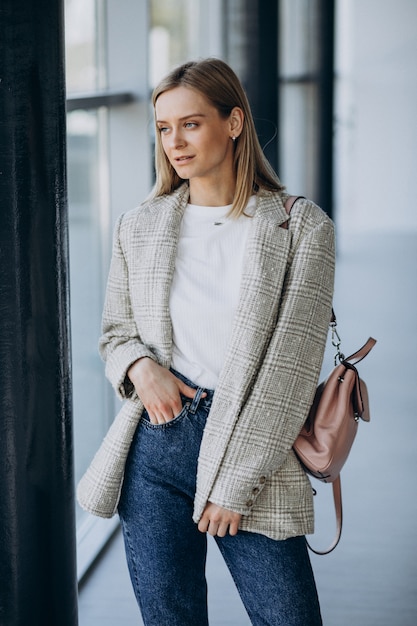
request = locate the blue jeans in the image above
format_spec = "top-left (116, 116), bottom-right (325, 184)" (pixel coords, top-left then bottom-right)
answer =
top-left (118, 370), bottom-right (322, 626)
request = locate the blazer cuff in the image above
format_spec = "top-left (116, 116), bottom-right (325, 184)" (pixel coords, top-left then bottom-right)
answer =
top-left (104, 343), bottom-right (156, 400)
top-left (194, 469), bottom-right (272, 520)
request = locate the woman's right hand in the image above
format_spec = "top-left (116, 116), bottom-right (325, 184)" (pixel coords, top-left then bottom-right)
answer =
top-left (127, 358), bottom-right (202, 424)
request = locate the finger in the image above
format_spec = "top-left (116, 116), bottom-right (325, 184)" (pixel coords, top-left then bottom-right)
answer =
top-left (207, 521), bottom-right (219, 537)
top-left (198, 517), bottom-right (209, 534)
top-left (148, 412), bottom-right (162, 424)
top-left (177, 380), bottom-right (207, 399)
top-left (216, 523), bottom-right (230, 538)
top-left (166, 397), bottom-right (182, 417)
top-left (162, 408), bottom-right (177, 423)
top-left (149, 407), bottom-right (174, 424)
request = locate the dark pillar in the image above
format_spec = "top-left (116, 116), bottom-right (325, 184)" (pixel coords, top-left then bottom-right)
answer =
top-left (243, 0), bottom-right (279, 173)
top-left (0, 1), bottom-right (78, 625)
top-left (225, 0), bottom-right (279, 172)
top-left (317, 0), bottom-right (335, 217)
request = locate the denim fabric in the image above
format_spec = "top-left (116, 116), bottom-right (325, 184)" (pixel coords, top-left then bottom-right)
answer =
top-left (118, 370), bottom-right (322, 626)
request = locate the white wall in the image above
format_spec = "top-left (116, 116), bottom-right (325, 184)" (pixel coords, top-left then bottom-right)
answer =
top-left (335, 0), bottom-right (417, 237)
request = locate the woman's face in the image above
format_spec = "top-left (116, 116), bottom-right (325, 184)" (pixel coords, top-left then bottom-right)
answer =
top-left (155, 86), bottom-right (240, 189)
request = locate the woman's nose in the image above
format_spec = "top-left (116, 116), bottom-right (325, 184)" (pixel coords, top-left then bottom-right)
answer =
top-left (170, 128), bottom-right (186, 149)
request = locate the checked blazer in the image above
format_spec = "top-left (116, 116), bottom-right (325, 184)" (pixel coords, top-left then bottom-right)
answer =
top-left (77, 183), bottom-right (335, 540)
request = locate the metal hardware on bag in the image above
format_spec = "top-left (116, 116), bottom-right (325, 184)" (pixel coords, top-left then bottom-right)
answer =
top-left (331, 322), bottom-right (345, 365)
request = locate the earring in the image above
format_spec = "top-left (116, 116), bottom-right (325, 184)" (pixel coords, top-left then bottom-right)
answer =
top-left (231, 136), bottom-right (236, 142)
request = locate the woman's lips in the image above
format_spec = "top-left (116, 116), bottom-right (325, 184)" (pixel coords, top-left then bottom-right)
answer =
top-left (174, 155), bottom-right (194, 164)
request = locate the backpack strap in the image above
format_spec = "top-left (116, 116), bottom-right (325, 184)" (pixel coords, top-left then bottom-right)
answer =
top-left (281, 195), bottom-right (305, 229)
top-left (307, 477), bottom-right (343, 555)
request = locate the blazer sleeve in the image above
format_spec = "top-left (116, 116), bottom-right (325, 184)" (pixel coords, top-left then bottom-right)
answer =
top-left (199, 212), bottom-right (335, 516)
top-left (99, 215), bottom-right (156, 400)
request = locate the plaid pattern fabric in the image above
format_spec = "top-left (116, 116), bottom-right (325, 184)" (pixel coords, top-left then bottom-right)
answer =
top-left (77, 184), bottom-right (335, 540)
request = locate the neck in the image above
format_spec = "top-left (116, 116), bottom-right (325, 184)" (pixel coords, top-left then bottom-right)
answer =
top-left (188, 178), bottom-right (236, 207)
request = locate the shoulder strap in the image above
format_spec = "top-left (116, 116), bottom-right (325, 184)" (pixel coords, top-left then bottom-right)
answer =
top-left (284, 195), bottom-right (304, 214)
top-left (307, 477), bottom-right (343, 555)
top-left (282, 195), bottom-right (304, 229)
top-left (284, 195), bottom-right (336, 325)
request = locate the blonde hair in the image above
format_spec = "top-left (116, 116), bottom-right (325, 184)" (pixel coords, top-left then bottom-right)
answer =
top-left (151, 58), bottom-right (283, 218)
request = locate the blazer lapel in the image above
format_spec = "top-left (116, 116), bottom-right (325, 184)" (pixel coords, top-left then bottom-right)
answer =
top-left (129, 184), bottom-right (189, 366)
top-left (216, 191), bottom-right (292, 404)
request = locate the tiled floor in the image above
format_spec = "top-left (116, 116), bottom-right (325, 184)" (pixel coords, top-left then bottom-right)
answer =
top-left (78, 233), bottom-right (417, 625)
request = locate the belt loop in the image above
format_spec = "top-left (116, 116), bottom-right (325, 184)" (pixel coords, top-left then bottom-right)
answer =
top-left (189, 387), bottom-right (204, 414)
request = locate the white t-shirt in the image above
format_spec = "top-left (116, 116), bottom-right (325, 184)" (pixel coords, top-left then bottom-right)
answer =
top-left (170, 197), bottom-right (256, 389)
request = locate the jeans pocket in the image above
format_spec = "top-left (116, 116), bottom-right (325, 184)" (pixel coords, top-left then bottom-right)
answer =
top-left (140, 402), bottom-right (191, 430)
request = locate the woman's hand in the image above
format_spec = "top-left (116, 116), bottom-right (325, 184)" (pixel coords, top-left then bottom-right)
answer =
top-left (198, 502), bottom-right (241, 537)
top-left (127, 357), bottom-right (202, 424)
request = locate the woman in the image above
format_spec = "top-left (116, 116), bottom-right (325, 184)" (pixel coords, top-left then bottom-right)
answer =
top-left (77, 58), bottom-right (335, 625)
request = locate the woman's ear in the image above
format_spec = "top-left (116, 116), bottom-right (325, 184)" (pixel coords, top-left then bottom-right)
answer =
top-left (230, 107), bottom-right (244, 139)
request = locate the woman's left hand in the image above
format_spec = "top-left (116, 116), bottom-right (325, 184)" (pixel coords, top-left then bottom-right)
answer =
top-left (198, 502), bottom-right (241, 537)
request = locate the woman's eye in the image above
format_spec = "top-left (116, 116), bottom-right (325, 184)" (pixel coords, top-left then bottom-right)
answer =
top-left (158, 126), bottom-right (169, 134)
top-left (184, 122), bottom-right (197, 129)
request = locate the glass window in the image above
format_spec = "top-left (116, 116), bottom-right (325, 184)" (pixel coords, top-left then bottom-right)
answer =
top-left (65, 0), bottom-right (106, 92)
top-left (280, 0), bottom-right (320, 79)
top-left (279, 0), bottom-right (321, 198)
top-left (278, 0), bottom-right (334, 213)
top-left (65, 0), bottom-right (111, 533)
top-left (280, 82), bottom-right (319, 198)
top-left (149, 0), bottom-right (201, 87)
top-left (66, 109), bottom-right (111, 526)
